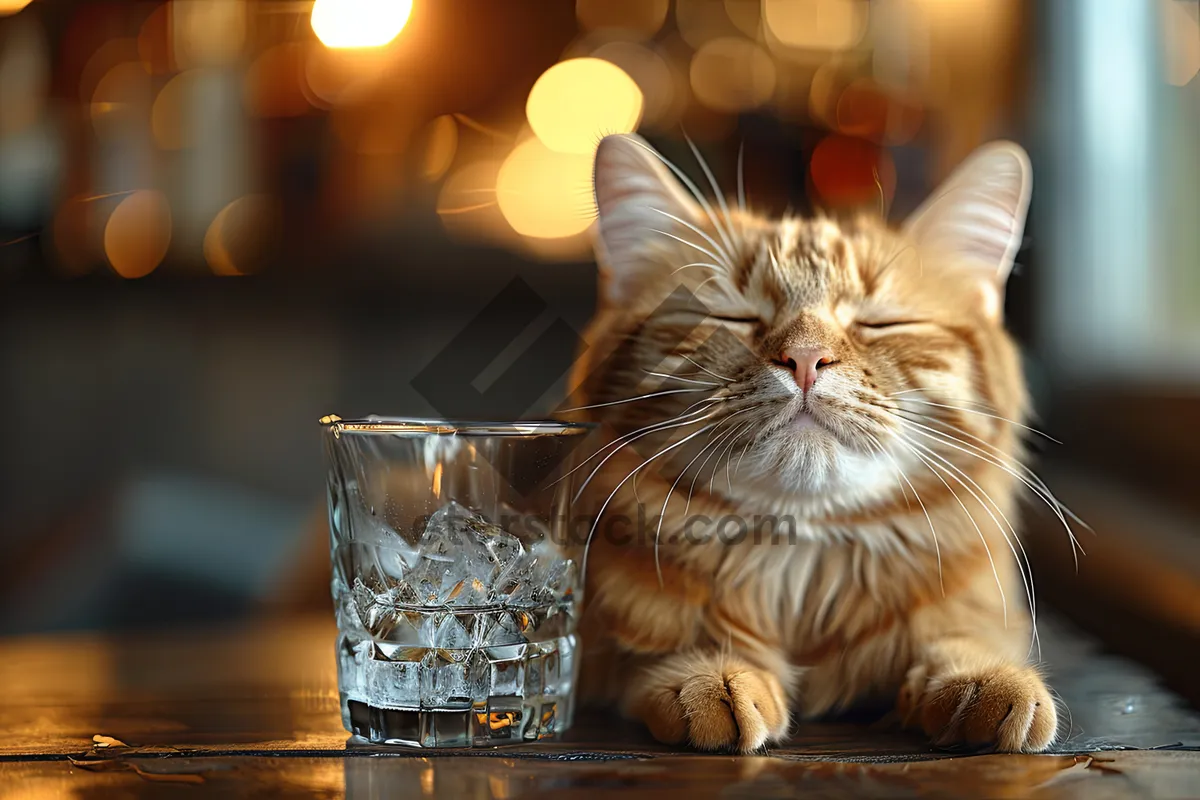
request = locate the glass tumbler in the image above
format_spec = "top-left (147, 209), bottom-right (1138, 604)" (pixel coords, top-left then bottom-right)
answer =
top-left (319, 416), bottom-right (591, 747)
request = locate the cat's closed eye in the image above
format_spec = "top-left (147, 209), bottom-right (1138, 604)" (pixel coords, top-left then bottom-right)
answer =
top-left (855, 319), bottom-right (929, 330)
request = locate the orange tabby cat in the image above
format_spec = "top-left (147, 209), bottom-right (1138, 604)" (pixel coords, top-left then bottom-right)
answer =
top-left (568, 134), bottom-right (1069, 753)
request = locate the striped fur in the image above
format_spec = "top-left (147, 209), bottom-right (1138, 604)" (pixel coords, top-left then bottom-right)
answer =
top-left (568, 135), bottom-right (1059, 753)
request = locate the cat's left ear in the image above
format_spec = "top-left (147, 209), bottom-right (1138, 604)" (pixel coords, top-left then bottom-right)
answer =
top-left (903, 142), bottom-right (1031, 314)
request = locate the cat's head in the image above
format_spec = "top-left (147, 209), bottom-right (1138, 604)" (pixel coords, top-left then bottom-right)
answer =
top-left (576, 134), bottom-right (1031, 515)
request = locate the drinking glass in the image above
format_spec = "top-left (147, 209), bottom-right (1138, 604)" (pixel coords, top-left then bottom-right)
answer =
top-left (319, 415), bottom-right (591, 747)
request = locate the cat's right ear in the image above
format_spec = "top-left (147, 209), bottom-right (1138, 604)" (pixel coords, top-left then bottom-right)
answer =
top-left (592, 134), bottom-right (705, 306)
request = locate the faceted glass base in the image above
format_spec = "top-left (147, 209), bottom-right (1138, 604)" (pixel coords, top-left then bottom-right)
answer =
top-left (336, 626), bottom-right (577, 747)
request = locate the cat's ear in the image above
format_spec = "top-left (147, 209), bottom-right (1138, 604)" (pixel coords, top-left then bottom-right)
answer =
top-left (903, 142), bottom-right (1031, 300)
top-left (592, 133), bottom-right (707, 305)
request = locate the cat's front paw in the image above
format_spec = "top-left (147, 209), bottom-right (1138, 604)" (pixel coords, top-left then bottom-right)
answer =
top-left (900, 662), bottom-right (1058, 752)
top-left (630, 657), bottom-right (790, 753)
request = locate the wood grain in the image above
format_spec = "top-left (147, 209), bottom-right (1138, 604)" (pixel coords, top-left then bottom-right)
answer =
top-left (0, 613), bottom-right (1196, 797)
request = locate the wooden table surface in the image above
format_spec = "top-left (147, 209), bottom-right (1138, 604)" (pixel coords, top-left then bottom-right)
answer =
top-left (1, 614), bottom-right (1197, 799)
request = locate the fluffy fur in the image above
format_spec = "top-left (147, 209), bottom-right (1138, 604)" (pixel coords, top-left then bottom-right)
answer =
top-left (568, 134), bottom-right (1069, 754)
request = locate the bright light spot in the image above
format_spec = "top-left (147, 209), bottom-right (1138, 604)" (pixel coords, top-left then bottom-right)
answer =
top-left (421, 116), bottom-right (458, 181)
top-left (591, 41), bottom-right (678, 130)
top-left (0, 0), bottom-right (33, 18)
top-left (496, 137), bottom-right (594, 239)
top-left (151, 71), bottom-right (202, 150)
top-left (204, 195), bottom-right (280, 276)
top-left (1160, 0), bottom-right (1200, 86)
top-left (104, 190), bottom-right (172, 279)
top-left (764, 0), bottom-right (868, 52)
top-left (303, 43), bottom-right (390, 107)
top-left (311, 0), bottom-right (412, 49)
top-left (689, 38), bottom-right (776, 113)
top-left (576, 0), bottom-right (669, 36)
top-left (526, 58), bottom-right (643, 155)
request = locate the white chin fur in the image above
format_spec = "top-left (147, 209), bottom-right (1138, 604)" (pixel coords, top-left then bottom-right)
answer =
top-left (735, 435), bottom-right (898, 516)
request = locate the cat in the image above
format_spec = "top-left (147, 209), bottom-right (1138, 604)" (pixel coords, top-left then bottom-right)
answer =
top-left (566, 133), bottom-right (1070, 754)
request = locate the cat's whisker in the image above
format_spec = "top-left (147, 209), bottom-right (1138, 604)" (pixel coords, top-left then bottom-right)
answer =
top-left (712, 420), bottom-right (752, 496)
top-left (671, 262), bottom-right (724, 276)
top-left (560, 401), bottom-right (723, 493)
top-left (558, 387), bottom-right (709, 413)
top-left (644, 370), bottom-right (719, 387)
top-left (880, 402), bottom-right (1071, 513)
top-left (723, 421), bottom-right (756, 494)
top-left (884, 407), bottom-right (1085, 569)
top-left (655, 418), bottom-right (744, 586)
top-left (627, 138), bottom-right (736, 261)
top-left (866, 432), bottom-right (943, 597)
top-left (679, 354), bottom-right (736, 383)
top-left (582, 421), bottom-right (719, 580)
top-left (894, 438), bottom-right (1008, 627)
top-left (646, 228), bottom-right (729, 271)
top-left (648, 207), bottom-right (733, 270)
top-left (899, 433), bottom-right (1040, 658)
top-left (681, 407), bottom-right (757, 517)
top-left (889, 407), bottom-right (1090, 534)
top-left (570, 408), bottom-right (718, 503)
top-left (683, 133), bottom-right (737, 254)
top-left (733, 426), bottom-right (758, 478)
top-left (891, 396), bottom-right (1063, 444)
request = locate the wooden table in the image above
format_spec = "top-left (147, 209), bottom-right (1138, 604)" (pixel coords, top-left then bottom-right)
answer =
top-left (2, 615), bottom-right (1197, 798)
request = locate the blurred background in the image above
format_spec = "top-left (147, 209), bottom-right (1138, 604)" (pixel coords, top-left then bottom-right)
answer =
top-left (0, 0), bottom-right (1197, 687)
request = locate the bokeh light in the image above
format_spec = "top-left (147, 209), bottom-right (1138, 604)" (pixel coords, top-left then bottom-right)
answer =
top-left (172, 0), bottom-right (246, 68)
top-left (421, 116), bottom-right (458, 181)
top-left (764, 0), bottom-right (869, 53)
top-left (0, 0), bottom-right (32, 17)
top-left (244, 44), bottom-right (311, 118)
top-left (152, 70), bottom-right (201, 150)
top-left (203, 195), bottom-right (280, 276)
top-left (311, 0), bottom-right (412, 50)
top-left (808, 134), bottom-right (895, 209)
top-left (90, 62), bottom-right (152, 139)
top-left (835, 79), bottom-right (923, 145)
top-left (723, 0), bottom-right (762, 37)
top-left (675, 0), bottom-right (743, 49)
top-left (575, 0), bottom-right (669, 36)
top-left (689, 38), bottom-right (776, 113)
top-left (303, 44), bottom-right (391, 107)
top-left (591, 41), bottom-right (680, 131)
top-left (137, 3), bottom-right (172, 74)
top-left (104, 190), bottom-right (172, 279)
top-left (496, 137), bottom-right (594, 239)
top-left (525, 58), bottom-right (643, 155)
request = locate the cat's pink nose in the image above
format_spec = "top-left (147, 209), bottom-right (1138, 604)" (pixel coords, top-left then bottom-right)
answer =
top-left (779, 346), bottom-right (837, 393)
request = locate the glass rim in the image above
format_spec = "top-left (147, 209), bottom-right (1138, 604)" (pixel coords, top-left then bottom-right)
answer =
top-left (319, 415), bottom-right (594, 437)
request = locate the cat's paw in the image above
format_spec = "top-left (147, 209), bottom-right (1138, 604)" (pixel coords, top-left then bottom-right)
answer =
top-left (630, 658), bottom-right (789, 753)
top-left (899, 662), bottom-right (1058, 753)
